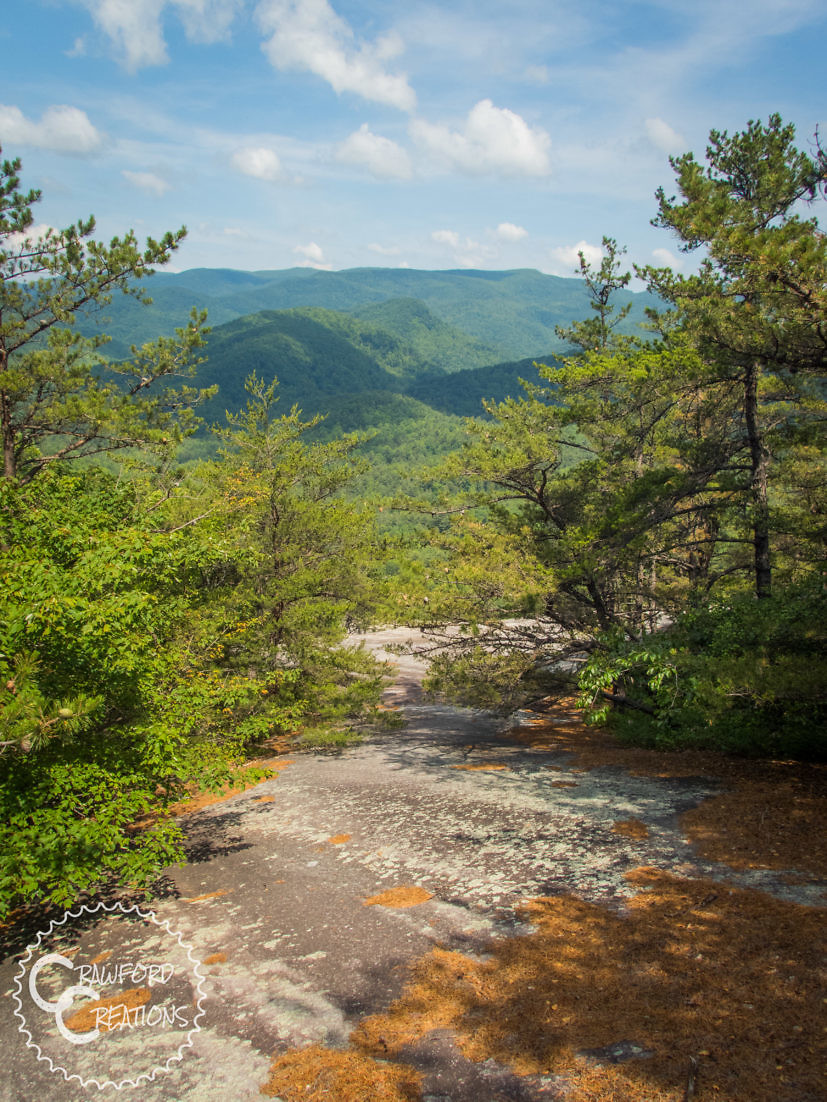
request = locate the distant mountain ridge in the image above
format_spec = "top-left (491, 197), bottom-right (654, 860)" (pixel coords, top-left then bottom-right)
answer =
top-left (90, 266), bottom-right (659, 363)
top-left (87, 267), bottom-right (660, 464)
top-left (194, 305), bottom-right (558, 426)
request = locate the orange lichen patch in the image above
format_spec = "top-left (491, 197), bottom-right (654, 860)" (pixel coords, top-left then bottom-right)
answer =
top-left (328, 833), bottom-right (351, 845)
top-left (259, 731), bottom-right (296, 752)
top-left (612, 819), bottom-right (649, 839)
top-left (551, 781), bottom-right (579, 789)
top-left (261, 1044), bottom-right (421, 1101)
top-left (451, 763), bottom-right (509, 771)
top-left (363, 886), bottom-right (433, 909)
top-left (253, 795), bottom-right (276, 803)
top-left (353, 869), bottom-right (826, 1102)
top-left (682, 777), bottom-right (827, 876)
top-left (64, 987), bottom-right (151, 1034)
top-left (89, 950), bottom-right (112, 965)
top-left (184, 890), bottom-right (228, 904)
top-left (203, 952), bottom-right (227, 965)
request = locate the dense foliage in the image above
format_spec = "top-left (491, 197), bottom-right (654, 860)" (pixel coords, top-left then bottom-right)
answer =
top-left (0, 158), bottom-right (387, 918)
top-left (0, 393), bottom-right (388, 917)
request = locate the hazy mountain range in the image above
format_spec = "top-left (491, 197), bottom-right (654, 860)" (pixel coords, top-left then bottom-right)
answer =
top-left (90, 266), bottom-right (659, 451)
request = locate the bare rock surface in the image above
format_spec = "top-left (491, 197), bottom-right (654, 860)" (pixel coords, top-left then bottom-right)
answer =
top-left (1, 627), bottom-right (822, 1101)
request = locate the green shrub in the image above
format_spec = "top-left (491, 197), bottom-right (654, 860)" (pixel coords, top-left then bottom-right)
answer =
top-left (578, 581), bottom-right (827, 758)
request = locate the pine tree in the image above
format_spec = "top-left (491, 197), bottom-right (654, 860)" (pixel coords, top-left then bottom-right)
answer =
top-left (0, 148), bottom-right (210, 483)
top-left (640, 115), bottom-right (827, 596)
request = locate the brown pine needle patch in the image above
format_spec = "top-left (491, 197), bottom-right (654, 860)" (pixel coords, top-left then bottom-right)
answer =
top-left (352, 869), bottom-right (826, 1102)
top-left (328, 833), bottom-right (351, 844)
top-left (363, 886), bottom-right (433, 909)
top-left (612, 819), bottom-right (649, 839)
top-left (682, 777), bottom-right (827, 876)
top-left (451, 763), bottom-right (509, 771)
top-left (250, 756), bottom-right (294, 773)
top-left (163, 759), bottom-right (294, 818)
top-left (261, 1044), bottom-right (421, 1101)
top-left (203, 952), bottom-right (227, 965)
top-left (551, 781), bottom-right (579, 789)
top-left (253, 795), bottom-right (275, 803)
top-left (64, 987), bottom-right (151, 1034)
top-left (184, 889), bottom-right (228, 904)
top-left (506, 703), bottom-right (714, 777)
top-left (506, 698), bottom-right (827, 876)
top-left (89, 950), bottom-right (112, 965)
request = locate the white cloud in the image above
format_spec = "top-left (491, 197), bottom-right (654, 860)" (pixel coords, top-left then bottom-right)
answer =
top-left (368, 242), bottom-right (401, 256)
top-left (293, 240), bottom-right (331, 269)
top-left (651, 247), bottom-right (683, 270)
top-left (410, 100), bottom-right (551, 177)
top-left (431, 228), bottom-right (496, 268)
top-left (173, 0), bottom-right (241, 43)
top-left (83, 0), bottom-right (168, 69)
top-left (67, 36), bottom-right (88, 57)
top-left (495, 222), bottom-right (528, 242)
top-left (82, 0), bottom-right (240, 71)
top-left (645, 117), bottom-right (687, 155)
top-left (122, 169), bottom-right (171, 195)
top-left (432, 229), bottom-right (460, 248)
top-left (550, 239), bottom-right (604, 276)
top-left (0, 104), bottom-right (105, 155)
top-left (231, 146), bottom-right (283, 181)
top-left (336, 124), bottom-right (412, 179)
top-left (256, 0), bottom-right (416, 112)
top-left (5, 222), bottom-right (57, 250)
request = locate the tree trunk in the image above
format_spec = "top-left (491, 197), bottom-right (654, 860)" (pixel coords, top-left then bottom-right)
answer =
top-left (0, 346), bottom-right (16, 481)
top-left (744, 360), bottom-right (772, 598)
top-left (1, 400), bottom-right (14, 480)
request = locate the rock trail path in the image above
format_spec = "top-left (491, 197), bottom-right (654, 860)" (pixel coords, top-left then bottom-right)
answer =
top-left (1, 628), bottom-right (820, 1101)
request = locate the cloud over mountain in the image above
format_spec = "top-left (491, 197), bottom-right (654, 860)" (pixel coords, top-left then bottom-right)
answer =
top-left (410, 100), bottom-right (551, 177)
top-left (256, 0), bottom-right (416, 111)
top-left (336, 125), bottom-right (412, 179)
top-left (232, 146), bottom-right (284, 181)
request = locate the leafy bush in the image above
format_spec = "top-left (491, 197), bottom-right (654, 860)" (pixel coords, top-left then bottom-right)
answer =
top-left (0, 389), bottom-right (391, 917)
top-left (0, 469), bottom-right (213, 913)
top-left (578, 581), bottom-right (827, 758)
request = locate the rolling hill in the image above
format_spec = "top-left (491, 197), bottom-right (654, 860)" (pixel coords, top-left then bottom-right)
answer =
top-left (193, 305), bottom-right (560, 429)
top-left (85, 266), bottom-right (660, 363)
top-left (88, 267), bottom-right (658, 474)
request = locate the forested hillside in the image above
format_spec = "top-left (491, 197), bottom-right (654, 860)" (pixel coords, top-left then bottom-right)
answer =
top-left (190, 304), bottom-right (557, 430)
top-left (82, 264), bottom-right (659, 362)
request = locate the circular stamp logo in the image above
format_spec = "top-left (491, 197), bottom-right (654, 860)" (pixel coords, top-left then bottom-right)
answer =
top-left (12, 901), bottom-right (206, 1091)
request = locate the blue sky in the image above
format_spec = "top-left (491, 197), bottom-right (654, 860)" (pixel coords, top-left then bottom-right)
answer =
top-left (2, 0), bottom-right (825, 278)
